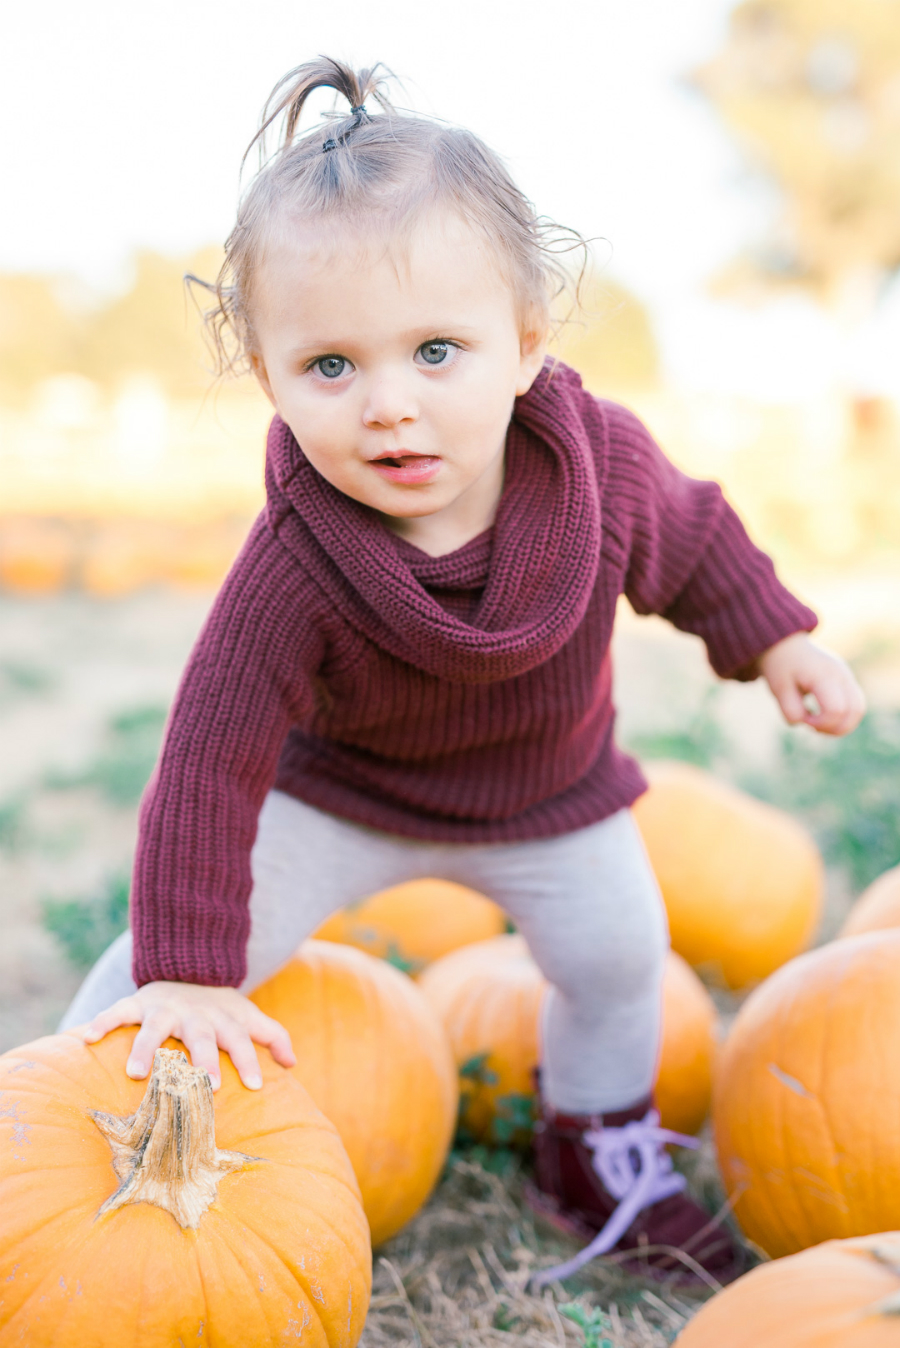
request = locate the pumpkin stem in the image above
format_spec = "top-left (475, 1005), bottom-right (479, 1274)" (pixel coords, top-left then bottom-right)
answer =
top-left (90, 1047), bottom-right (259, 1229)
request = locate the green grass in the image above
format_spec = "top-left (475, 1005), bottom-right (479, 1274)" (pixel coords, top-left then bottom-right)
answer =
top-left (745, 710), bottom-right (900, 892)
top-left (42, 872), bottom-right (130, 968)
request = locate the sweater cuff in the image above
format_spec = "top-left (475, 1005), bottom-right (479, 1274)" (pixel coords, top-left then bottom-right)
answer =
top-left (696, 582), bottom-right (817, 681)
top-left (131, 889), bottom-right (249, 989)
top-left (665, 511), bottom-right (818, 680)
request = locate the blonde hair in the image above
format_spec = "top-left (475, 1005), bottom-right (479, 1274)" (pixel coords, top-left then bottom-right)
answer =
top-left (193, 57), bottom-right (587, 376)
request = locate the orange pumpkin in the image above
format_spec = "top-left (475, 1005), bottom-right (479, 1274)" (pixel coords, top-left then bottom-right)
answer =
top-left (0, 1027), bottom-right (370, 1347)
top-left (418, 934), bottom-right (717, 1140)
top-left (632, 761), bottom-right (823, 989)
top-left (674, 1232), bottom-right (900, 1347)
top-left (714, 931), bottom-right (900, 1257)
top-left (839, 864), bottom-right (900, 939)
top-left (250, 940), bottom-right (457, 1245)
top-left (314, 877), bottom-right (506, 973)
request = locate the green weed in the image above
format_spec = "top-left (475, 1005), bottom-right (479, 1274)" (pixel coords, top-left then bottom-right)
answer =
top-left (746, 710), bottom-right (900, 891)
top-left (559, 1302), bottom-right (615, 1348)
top-left (42, 872), bottom-right (129, 967)
top-left (490, 1091), bottom-right (536, 1145)
top-left (459, 1052), bottom-right (499, 1086)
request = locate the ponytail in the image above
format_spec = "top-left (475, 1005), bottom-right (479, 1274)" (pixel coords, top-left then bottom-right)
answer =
top-left (244, 56), bottom-right (394, 169)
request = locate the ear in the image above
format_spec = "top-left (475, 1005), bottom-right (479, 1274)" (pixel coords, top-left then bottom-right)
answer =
top-left (251, 351), bottom-right (278, 409)
top-left (515, 315), bottom-right (549, 396)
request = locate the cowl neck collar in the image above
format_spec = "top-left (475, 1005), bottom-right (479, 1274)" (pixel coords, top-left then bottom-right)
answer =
top-left (265, 360), bottom-right (606, 684)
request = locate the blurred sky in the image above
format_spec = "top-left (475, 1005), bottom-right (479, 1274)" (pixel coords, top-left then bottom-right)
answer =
top-left (4, 0), bottom-right (900, 400)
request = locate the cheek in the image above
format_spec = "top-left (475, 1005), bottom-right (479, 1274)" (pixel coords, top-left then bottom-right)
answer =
top-left (281, 394), bottom-right (357, 474)
top-left (454, 364), bottom-right (518, 435)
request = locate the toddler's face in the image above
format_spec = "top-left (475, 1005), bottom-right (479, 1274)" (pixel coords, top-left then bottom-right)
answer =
top-left (250, 213), bottom-right (546, 531)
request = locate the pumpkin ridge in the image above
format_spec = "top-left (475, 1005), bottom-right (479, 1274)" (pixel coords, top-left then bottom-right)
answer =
top-left (0, 1208), bottom-right (103, 1330)
top-left (197, 1204), bottom-right (322, 1344)
top-left (199, 1211), bottom-right (282, 1339)
top-left (816, 957), bottom-right (854, 1237)
top-left (224, 1200), bottom-right (337, 1341)
top-left (229, 1177), bottom-right (369, 1291)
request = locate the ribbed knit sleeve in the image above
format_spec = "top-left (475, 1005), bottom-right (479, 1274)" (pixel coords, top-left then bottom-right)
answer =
top-left (131, 516), bottom-right (326, 988)
top-left (603, 403), bottom-right (817, 678)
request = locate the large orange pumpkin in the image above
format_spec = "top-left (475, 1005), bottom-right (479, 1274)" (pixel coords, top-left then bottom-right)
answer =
top-left (313, 878), bottom-right (506, 973)
top-left (250, 940), bottom-right (457, 1246)
top-left (714, 931), bottom-right (900, 1257)
top-left (0, 1027), bottom-right (370, 1347)
top-left (418, 934), bottom-right (717, 1140)
top-left (674, 1232), bottom-right (900, 1347)
top-left (632, 761), bottom-right (823, 989)
top-left (839, 864), bottom-right (900, 939)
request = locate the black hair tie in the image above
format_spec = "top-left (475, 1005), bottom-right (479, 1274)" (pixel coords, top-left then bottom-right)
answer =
top-left (323, 103), bottom-right (369, 152)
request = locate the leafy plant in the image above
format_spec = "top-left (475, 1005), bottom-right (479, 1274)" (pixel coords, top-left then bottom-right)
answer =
top-left (490, 1091), bottom-right (535, 1145)
top-left (43, 872), bottom-right (130, 968)
top-left (745, 711), bottom-right (900, 891)
top-left (45, 704), bottom-right (167, 806)
top-left (559, 1302), bottom-right (615, 1348)
top-left (459, 1052), bottom-right (499, 1087)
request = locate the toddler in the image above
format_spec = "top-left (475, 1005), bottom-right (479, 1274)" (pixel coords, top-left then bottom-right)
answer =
top-left (62, 57), bottom-right (865, 1282)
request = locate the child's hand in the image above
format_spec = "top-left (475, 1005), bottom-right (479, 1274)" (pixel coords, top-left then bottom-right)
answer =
top-left (81, 982), bottom-right (296, 1091)
top-left (759, 632), bottom-right (866, 736)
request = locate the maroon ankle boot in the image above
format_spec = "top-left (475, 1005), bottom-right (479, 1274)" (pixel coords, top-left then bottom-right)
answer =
top-left (527, 1093), bottom-right (743, 1287)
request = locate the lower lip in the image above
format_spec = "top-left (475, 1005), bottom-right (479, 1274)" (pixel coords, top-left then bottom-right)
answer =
top-left (368, 456), bottom-right (442, 484)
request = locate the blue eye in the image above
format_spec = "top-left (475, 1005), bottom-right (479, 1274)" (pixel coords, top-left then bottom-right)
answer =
top-left (419, 341), bottom-right (449, 365)
top-left (316, 356), bottom-right (346, 378)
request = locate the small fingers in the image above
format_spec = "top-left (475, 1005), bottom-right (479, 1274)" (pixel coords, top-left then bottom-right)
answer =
top-left (126, 1014), bottom-right (176, 1080)
top-left (771, 677), bottom-right (808, 727)
top-left (180, 1017), bottom-right (225, 1090)
top-left (246, 1008), bottom-right (296, 1070)
top-left (805, 671), bottom-right (867, 737)
top-left (214, 1022), bottom-right (264, 1091)
top-left (83, 996), bottom-right (146, 1045)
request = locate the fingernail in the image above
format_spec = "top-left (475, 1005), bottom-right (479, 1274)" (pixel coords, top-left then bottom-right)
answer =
top-left (209, 1075), bottom-right (221, 1091)
top-left (126, 1060), bottom-right (144, 1077)
top-left (245, 1075), bottom-right (263, 1091)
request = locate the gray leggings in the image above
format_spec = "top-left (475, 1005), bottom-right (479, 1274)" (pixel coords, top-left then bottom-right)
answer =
top-left (60, 792), bottom-right (669, 1114)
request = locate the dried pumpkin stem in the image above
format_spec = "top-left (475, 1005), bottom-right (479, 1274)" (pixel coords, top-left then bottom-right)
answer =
top-left (90, 1047), bottom-right (258, 1229)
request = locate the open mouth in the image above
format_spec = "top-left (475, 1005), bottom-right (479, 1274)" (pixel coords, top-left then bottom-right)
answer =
top-left (368, 452), bottom-right (441, 483)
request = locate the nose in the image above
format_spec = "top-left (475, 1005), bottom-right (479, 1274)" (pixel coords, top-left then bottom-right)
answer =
top-left (361, 369), bottom-right (418, 430)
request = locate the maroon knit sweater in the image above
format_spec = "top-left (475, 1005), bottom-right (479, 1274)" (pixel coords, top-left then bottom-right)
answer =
top-left (132, 362), bottom-right (816, 987)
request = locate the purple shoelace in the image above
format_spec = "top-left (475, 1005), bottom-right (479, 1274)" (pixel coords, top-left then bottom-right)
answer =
top-left (530, 1108), bottom-right (698, 1289)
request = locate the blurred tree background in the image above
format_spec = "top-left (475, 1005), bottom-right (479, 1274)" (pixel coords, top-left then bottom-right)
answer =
top-left (694, 0), bottom-right (900, 309)
top-left (2, 0), bottom-right (900, 590)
